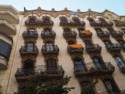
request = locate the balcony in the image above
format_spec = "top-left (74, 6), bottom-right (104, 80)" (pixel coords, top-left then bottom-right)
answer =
top-left (117, 40), bottom-right (125, 51)
top-left (106, 43), bottom-right (121, 54)
top-left (116, 21), bottom-right (125, 27)
top-left (19, 44), bottom-right (38, 57)
top-left (74, 62), bottom-right (115, 77)
top-left (117, 62), bottom-right (125, 73)
top-left (63, 29), bottom-right (77, 44)
top-left (15, 65), bottom-right (64, 82)
top-left (60, 21), bottom-right (71, 27)
top-left (23, 29), bottom-right (38, 43)
top-left (42, 44), bottom-right (59, 56)
top-left (96, 22), bottom-right (113, 28)
top-left (89, 20), bottom-right (113, 28)
top-left (25, 16), bottom-right (38, 26)
top-left (95, 28), bottom-right (110, 40)
top-left (69, 20), bottom-right (85, 27)
top-left (108, 28), bottom-right (123, 40)
top-left (98, 18), bottom-right (113, 27)
top-left (41, 30), bottom-right (56, 43)
top-left (70, 17), bottom-right (85, 27)
top-left (63, 30), bottom-right (77, 39)
top-left (86, 44), bottom-right (102, 54)
top-left (39, 20), bottom-right (53, 27)
top-left (87, 17), bottom-right (97, 27)
top-left (67, 44), bottom-right (84, 55)
top-left (79, 30), bottom-right (92, 41)
top-left (111, 32), bottom-right (123, 40)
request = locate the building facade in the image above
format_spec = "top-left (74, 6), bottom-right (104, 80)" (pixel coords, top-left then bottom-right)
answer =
top-left (0, 5), bottom-right (125, 94)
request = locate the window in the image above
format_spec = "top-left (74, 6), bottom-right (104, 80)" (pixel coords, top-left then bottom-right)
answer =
top-left (87, 17), bottom-right (95, 22)
top-left (45, 30), bottom-right (51, 36)
top-left (118, 40), bottom-right (125, 47)
top-left (93, 56), bottom-right (102, 68)
top-left (60, 17), bottom-right (68, 23)
top-left (104, 41), bottom-right (112, 48)
top-left (42, 16), bottom-right (50, 23)
top-left (27, 43), bottom-right (34, 52)
top-left (46, 43), bottom-right (54, 52)
top-left (103, 79), bottom-right (120, 93)
top-left (114, 56), bottom-right (125, 68)
top-left (85, 40), bottom-right (92, 45)
top-left (99, 17), bottom-right (107, 23)
top-left (28, 31), bottom-right (34, 36)
top-left (23, 59), bottom-right (34, 69)
top-left (42, 28), bottom-right (54, 36)
top-left (47, 59), bottom-right (57, 74)
top-left (28, 16), bottom-right (36, 23)
top-left (72, 17), bottom-right (80, 23)
top-left (78, 28), bottom-right (84, 31)
top-left (64, 28), bottom-right (71, 32)
top-left (74, 59), bottom-right (84, 71)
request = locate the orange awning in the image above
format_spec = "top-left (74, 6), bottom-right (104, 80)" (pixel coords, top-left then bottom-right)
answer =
top-left (83, 30), bottom-right (92, 35)
top-left (69, 44), bottom-right (83, 48)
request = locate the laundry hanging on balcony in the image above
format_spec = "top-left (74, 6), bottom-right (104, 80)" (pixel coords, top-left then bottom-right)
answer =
top-left (68, 44), bottom-right (83, 48)
top-left (83, 30), bottom-right (92, 35)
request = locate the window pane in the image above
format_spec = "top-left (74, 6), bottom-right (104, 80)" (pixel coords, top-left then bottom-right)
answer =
top-left (93, 57), bottom-right (101, 68)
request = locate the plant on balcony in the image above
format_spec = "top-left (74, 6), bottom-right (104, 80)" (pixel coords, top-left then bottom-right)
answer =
top-left (18, 76), bottom-right (74, 94)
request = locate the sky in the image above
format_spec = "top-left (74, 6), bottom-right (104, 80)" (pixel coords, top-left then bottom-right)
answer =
top-left (0, 0), bottom-right (125, 15)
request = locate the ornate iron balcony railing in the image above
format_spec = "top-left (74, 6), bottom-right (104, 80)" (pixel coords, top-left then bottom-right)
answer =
top-left (74, 62), bottom-right (115, 77)
top-left (15, 65), bottom-right (64, 82)
top-left (86, 44), bottom-right (102, 54)
top-left (106, 43), bottom-right (121, 53)
top-left (42, 44), bottom-right (59, 55)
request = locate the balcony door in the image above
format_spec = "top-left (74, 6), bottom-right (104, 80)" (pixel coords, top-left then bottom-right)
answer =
top-left (46, 59), bottom-right (57, 74)
top-left (103, 79), bottom-right (120, 94)
top-left (74, 59), bottom-right (84, 72)
top-left (93, 56), bottom-right (104, 69)
top-left (23, 59), bottom-right (34, 70)
top-left (114, 56), bottom-right (125, 68)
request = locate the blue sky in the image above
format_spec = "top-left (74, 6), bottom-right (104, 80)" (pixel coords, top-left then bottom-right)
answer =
top-left (0, 0), bottom-right (125, 15)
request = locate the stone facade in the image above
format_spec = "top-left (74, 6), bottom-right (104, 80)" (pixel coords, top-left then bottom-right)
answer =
top-left (0, 6), bottom-right (125, 94)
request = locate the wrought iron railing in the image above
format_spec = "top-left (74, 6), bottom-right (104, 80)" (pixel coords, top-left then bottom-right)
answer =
top-left (42, 45), bottom-right (59, 54)
top-left (15, 65), bottom-right (64, 78)
top-left (116, 21), bottom-right (125, 27)
top-left (106, 43), bottom-right (121, 52)
top-left (41, 31), bottom-right (56, 37)
top-left (20, 45), bottom-right (38, 54)
top-left (74, 62), bottom-right (115, 76)
top-left (86, 44), bottom-right (102, 53)
top-left (63, 31), bottom-right (77, 38)
top-left (23, 31), bottom-right (38, 37)
top-left (96, 31), bottom-right (110, 38)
